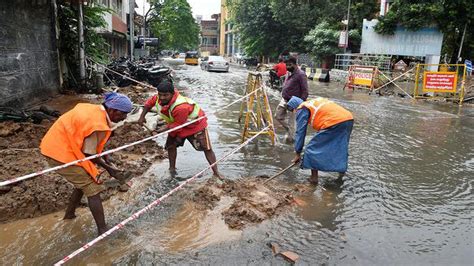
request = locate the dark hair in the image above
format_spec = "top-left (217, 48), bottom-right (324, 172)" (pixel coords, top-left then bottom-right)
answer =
top-left (156, 78), bottom-right (174, 93)
top-left (284, 56), bottom-right (297, 64)
top-left (278, 58), bottom-right (284, 62)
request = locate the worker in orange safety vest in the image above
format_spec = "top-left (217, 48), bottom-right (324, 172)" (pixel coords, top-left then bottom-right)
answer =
top-left (40, 92), bottom-right (133, 235)
top-left (286, 96), bottom-right (354, 185)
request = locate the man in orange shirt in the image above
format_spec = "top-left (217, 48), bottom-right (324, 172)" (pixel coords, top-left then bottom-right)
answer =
top-left (270, 58), bottom-right (287, 85)
top-left (287, 96), bottom-right (354, 185)
top-left (40, 92), bottom-right (133, 235)
top-left (138, 79), bottom-right (220, 177)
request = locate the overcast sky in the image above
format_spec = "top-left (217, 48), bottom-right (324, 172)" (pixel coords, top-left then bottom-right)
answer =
top-left (135, 0), bottom-right (221, 20)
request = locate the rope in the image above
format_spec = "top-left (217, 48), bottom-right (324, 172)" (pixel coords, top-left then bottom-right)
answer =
top-left (0, 86), bottom-right (263, 187)
top-left (54, 125), bottom-right (270, 265)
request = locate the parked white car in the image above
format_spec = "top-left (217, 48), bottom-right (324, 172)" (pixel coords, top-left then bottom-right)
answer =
top-left (200, 56), bottom-right (229, 72)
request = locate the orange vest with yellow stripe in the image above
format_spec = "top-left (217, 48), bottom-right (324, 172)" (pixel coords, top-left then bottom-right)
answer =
top-left (297, 97), bottom-right (353, 131)
top-left (40, 104), bottom-right (112, 182)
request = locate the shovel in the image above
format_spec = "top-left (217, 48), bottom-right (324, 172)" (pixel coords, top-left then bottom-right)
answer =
top-left (263, 162), bottom-right (297, 184)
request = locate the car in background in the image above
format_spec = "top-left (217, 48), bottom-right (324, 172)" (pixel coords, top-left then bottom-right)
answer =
top-left (200, 56), bottom-right (229, 72)
top-left (242, 55), bottom-right (258, 67)
top-left (185, 51), bottom-right (199, 65)
top-left (178, 52), bottom-right (186, 59)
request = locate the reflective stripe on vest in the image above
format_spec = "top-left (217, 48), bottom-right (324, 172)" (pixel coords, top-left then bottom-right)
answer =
top-left (297, 97), bottom-right (333, 127)
top-left (156, 94), bottom-right (201, 123)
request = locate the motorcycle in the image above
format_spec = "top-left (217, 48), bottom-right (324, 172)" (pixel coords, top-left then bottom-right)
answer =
top-left (147, 65), bottom-right (173, 87)
top-left (0, 106), bottom-right (60, 124)
top-left (269, 69), bottom-right (285, 91)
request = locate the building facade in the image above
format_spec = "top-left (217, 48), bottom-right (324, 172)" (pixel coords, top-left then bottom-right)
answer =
top-left (97, 0), bottom-right (135, 58)
top-left (219, 0), bottom-right (240, 57)
top-left (199, 15), bottom-right (220, 55)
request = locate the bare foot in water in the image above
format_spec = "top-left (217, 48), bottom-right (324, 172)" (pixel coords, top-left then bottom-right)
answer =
top-left (98, 226), bottom-right (108, 236)
top-left (307, 177), bottom-right (318, 185)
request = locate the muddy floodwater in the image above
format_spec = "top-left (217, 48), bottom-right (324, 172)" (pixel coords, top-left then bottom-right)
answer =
top-left (1, 60), bottom-right (473, 265)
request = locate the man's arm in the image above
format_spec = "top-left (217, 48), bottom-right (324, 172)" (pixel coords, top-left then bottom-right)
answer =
top-left (293, 109), bottom-right (309, 163)
top-left (137, 106), bottom-right (151, 126)
top-left (138, 95), bottom-right (157, 125)
top-left (82, 132), bottom-right (124, 180)
top-left (89, 156), bottom-right (121, 177)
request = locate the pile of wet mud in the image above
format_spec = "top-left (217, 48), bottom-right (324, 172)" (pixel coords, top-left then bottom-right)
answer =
top-left (192, 177), bottom-right (308, 229)
top-left (106, 122), bottom-right (167, 171)
top-left (0, 120), bottom-right (73, 222)
top-left (0, 121), bottom-right (52, 149)
top-left (115, 85), bottom-right (155, 104)
top-left (0, 121), bottom-right (167, 223)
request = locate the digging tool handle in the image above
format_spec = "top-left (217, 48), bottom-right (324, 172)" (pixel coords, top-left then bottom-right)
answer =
top-left (142, 124), bottom-right (155, 136)
top-left (264, 162), bottom-right (297, 184)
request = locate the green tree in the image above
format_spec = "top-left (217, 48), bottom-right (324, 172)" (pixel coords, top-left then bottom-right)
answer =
top-left (304, 21), bottom-right (341, 61)
top-left (375, 0), bottom-right (474, 62)
top-left (229, 0), bottom-right (378, 57)
top-left (232, 0), bottom-right (287, 58)
top-left (150, 0), bottom-right (199, 51)
top-left (57, 1), bottom-right (110, 88)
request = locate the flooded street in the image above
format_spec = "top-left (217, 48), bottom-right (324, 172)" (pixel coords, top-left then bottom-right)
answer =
top-left (1, 61), bottom-right (473, 265)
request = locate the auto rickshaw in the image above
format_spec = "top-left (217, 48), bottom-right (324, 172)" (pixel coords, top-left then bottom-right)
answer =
top-left (185, 51), bottom-right (199, 65)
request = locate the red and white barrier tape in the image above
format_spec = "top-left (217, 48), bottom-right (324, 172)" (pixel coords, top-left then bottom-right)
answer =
top-left (0, 86), bottom-right (262, 187)
top-left (54, 126), bottom-right (270, 265)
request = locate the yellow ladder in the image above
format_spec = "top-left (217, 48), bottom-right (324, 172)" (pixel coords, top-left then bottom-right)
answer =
top-left (239, 72), bottom-right (276, 144)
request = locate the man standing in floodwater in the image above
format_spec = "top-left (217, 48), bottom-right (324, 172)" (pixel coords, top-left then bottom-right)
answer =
top-left (275, 56), bottom-right (308, 143)
top-left (286, 96), bottom-right (354, 185)
top-left (137, 79), bottom-right (220, 177)
top-left (40, 92), bottom-right (133, 235)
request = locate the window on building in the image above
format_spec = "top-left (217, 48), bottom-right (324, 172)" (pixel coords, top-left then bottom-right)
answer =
top-left (101, 0), bottom-right (109, 7)
top-left (112, 0), bottom-right (122, 17)
top-left (117, 0), bottom-right (123, 17)
top-left (212, 38), bottom-right (217, 45)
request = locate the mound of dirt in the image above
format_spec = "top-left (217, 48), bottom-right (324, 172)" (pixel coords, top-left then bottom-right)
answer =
top-left (99, 121), bottom-right (167, 183)
top-left (0, 120), bottom-right (167, 223)
top-left (116, 85), bottom-right (155, 104)
top-left (192, 177), bottom-right (295, 229)
top-left (0, 121), bottom-right (52, 149)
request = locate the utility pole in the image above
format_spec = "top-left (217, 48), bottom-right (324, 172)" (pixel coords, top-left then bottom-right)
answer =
top-left (142, 2), bottom-right (146, 53)
top-left (457, 23), bottom-right (467, 62)
top-left (344, 0), bottom-right (351, 54)
top-left (78, 1), bottom-right (85, 86)
top-left (129, 0), bottom-right (135, 60)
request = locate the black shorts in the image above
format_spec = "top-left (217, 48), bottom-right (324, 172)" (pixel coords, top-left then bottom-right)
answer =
top-left (165, 128), bottom-right (212, 151)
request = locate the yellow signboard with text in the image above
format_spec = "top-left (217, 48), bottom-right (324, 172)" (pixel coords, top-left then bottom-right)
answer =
top-left (346, 66), bottom-right (378, 90)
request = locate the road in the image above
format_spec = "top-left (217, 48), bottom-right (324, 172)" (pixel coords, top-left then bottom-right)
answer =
top-left (1, 59), bottom-right (473, 265)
